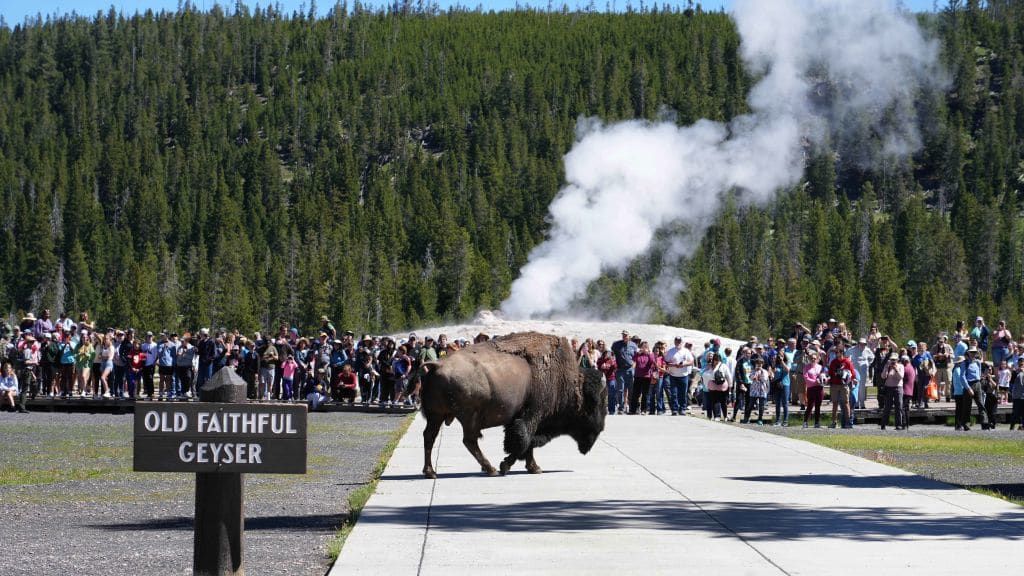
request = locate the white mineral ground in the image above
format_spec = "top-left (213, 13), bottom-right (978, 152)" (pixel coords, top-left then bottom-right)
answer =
top-left (393, 310), bottom-right (745, 351)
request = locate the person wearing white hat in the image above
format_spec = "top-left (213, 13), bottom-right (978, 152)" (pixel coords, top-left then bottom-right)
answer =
top-left (964, 347), bottom-right (989, 429)
top-left (879, 352), bottom-right (905, 430)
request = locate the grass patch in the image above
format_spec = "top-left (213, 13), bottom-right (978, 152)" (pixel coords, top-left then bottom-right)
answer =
top-left (969, 487), bottom-right (1024, 506)
top-left (797, 434), bottom-right (1024, 461)
top-left (326, 413), bottom-right (416, 561)
top-left (0, 466), bottom-right (118, 486)
top-left (785, 431), bottom-right (1024, 506)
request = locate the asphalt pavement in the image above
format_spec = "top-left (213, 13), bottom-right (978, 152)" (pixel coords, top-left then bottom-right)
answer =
top-left (330, 412), bottom-right (1024, 575)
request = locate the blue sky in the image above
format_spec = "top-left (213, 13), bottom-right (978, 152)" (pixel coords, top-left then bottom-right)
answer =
top-left (2, 0), bottom-right (939, 26)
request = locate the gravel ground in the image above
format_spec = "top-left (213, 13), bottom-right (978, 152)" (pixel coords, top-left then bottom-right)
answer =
top-left (753, 422), bottom-right (1024, 500)
top-left (0, 411), bottom-right (410, 576)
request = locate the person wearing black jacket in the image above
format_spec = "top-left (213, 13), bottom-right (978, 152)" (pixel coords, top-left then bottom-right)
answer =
top-left (196, 328), bottom-right (215, 389)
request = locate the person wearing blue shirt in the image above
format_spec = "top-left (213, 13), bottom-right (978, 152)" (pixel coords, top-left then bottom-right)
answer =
top-left (952, 354), bottom-right (971, 430)
top-left (964, 347), bottom-right (988, 429)
top-left (912, 343), bottom-right (934, 409)
top-left (610, 331), bottom-right (638, 415)
top-left (156, 334), bottom-right (178, 399)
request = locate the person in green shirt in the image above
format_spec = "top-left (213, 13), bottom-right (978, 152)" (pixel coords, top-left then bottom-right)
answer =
top-left (75, 334), bottom-right (96, 397)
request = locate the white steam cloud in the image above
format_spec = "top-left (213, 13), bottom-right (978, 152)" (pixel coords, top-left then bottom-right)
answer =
top-left (501, 0), bottom-right (943, 319)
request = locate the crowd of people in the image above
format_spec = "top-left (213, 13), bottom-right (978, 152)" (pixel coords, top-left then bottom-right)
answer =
top-left (579, 317), bottom-right (1024, 431)
top-left (2, 310), bottom-right (1024, 431)
top-left (0, 310), bottom-right (485, 413)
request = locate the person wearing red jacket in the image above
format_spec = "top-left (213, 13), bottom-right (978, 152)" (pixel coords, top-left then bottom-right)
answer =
top-left (828, 339), bottom-right (857, 429)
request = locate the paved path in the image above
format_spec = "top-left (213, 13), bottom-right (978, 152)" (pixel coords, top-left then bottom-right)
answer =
top-left (331, 414), bottom-right (1024, 575)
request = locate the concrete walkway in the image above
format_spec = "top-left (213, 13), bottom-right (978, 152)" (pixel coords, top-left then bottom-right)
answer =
top-left (331, 414), bottom-right (1024, 575)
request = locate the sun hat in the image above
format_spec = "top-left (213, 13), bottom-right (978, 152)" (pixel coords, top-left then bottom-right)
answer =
top-left (858, 337), bottom-right (867, 344)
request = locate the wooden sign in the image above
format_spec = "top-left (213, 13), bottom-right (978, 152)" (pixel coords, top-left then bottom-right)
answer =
top-left (133, 402), bottom-right (307, 474)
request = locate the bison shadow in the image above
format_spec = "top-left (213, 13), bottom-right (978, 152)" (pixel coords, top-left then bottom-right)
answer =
top-left (357, 498), bottom-right (1024, 542)
top-left (381, 470), bottom-right (571, 481)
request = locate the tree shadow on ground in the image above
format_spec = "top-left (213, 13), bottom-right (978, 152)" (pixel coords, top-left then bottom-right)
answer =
top-left (733, 474), bottom-right (1024, 500)
top-left (729, 473), bottom-right (952, 490)
top-left (355, 498), bottom-right (1024, 541)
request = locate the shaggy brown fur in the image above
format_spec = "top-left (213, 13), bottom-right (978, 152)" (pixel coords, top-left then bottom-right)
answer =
top-left (419, 331), bottom-right (607, 479)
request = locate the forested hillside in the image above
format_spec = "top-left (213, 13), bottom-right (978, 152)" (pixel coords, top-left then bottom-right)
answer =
top-left (0, 1), bottom-right (1022, 340)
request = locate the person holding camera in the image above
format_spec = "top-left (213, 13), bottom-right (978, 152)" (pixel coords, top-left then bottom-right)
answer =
top-left (879, 353), bottom-right (905, 430)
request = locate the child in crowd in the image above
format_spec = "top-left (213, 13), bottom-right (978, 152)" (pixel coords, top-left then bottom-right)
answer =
top-left (0, 362), bottom-right (20, 411)
top-left (998, 359), bottom-right (1011, 404)
top-left (128, 341), bottom-right (145, 399)
top-left (307, 384), bottom-right (329, 411)
top-left (281, 354), bottom-right (298, 402)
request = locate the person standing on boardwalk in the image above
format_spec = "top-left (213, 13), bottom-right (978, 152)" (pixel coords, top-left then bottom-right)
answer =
top-left (952, 355), bottom-right (972, 431)
top-left (933, 334), bottom-right (953, 402)
top-left (850, 338), bottom-right (873, 410)
top-left (1010, 357), bottom-right (1024, 431)
top-left (879, 353), bottom-right (905, 430)
top-left (743, 356), bottom-right (770, 425)
top-left (703, 352), bottom-right (731, 421)
top-left (900, 355), bottom-right (916, 429)
top-left (802, 351), bottom-right (824, 428)
top-left (964, 347), bottom-right (988, 429)
top-left (981, 361), bottom-right (1000, 429)
top-left (828, 339), bottom-right (856, 428)
top-left (664, 337), bottom-right (694, 416)
top-left (596, 340), bottom-right (617, 415)
top-left (992, 320), bottom-right (1012, 368)
top-left (610, 331), bottom-right (637, 416)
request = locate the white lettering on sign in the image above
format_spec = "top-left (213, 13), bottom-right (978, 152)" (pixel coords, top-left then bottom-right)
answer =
top-left (192, 412), bottom-right (300, 434)
top-left (144, 410), bottom-right (188, 432)
top-left (177, 441), bottom-right (264, 464)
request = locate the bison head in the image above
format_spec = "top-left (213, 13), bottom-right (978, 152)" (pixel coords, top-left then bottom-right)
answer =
top-left (571, 367), bottom-right (607, 454)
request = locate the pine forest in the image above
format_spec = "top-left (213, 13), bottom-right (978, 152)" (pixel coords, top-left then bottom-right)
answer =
top-left (1, 1), bottom-right (1023, 341)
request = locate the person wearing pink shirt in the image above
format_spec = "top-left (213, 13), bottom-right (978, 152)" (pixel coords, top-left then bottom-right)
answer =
top-left (630, 341), bottom-right (659, 415)
top-left (281, 355), bottom-right (298, 402)
top-left (901, 355), bottom-right (916, 429)
top-left (802, 352), bottom-right (824, 428)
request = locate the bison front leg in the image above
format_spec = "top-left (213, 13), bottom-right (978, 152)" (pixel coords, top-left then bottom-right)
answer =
top-left (525, 448), bottom-right (543, 474)
top-left (422, 415), bottom-right (444, 479)
top-left (500, 418), bottom-right (535, 475)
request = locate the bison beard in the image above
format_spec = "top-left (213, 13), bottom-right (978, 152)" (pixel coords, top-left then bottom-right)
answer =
top-left (419, 332), bottom-right (607, 479)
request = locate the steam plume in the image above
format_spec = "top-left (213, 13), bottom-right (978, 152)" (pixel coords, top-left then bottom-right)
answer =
top-left (500, 0), bottom-right (942, 320)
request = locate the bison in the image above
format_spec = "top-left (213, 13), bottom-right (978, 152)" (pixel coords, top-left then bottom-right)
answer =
top-left (419, 332), bottom-right (607, 479)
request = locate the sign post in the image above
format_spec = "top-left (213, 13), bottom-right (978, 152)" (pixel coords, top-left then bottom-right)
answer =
top-left (134, 368), bottom-right (307, 576)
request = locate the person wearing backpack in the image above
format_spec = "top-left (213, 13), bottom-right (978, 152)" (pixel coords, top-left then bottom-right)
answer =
top-left (702, 352), bottom-right (731, 421)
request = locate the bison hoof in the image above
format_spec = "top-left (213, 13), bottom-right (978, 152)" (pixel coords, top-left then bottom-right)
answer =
top-left (526, 465), bottom-right (543, 474)
top-left (423, 468), bottom-right (437, 479)
top-left (499, 461), bottom-right (512, 475)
